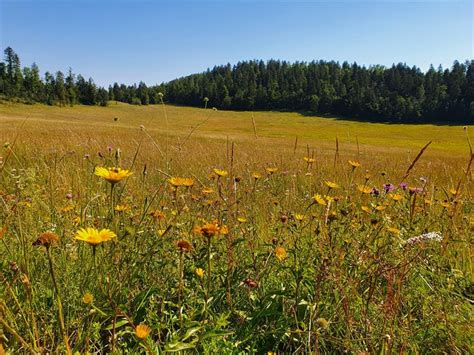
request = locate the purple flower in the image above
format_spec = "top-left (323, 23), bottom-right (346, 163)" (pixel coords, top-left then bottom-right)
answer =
top-left (383, 183), bottom-right (395, 193)
top-left (66, 193), bottom-right (73, 200)
top-left (409, 187), bottom-right (423, 195)
top-left (399, 183), bottom-right (408, 190)
top-left (371, 187), bottom-right (380, 196)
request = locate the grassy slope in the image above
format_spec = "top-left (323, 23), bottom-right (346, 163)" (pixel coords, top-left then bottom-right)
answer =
top-left (0, 101), bottom-right (471, 158)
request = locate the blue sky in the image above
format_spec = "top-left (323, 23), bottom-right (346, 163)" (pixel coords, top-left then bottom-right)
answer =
top-left (1, 0), bottom-right (472, 87)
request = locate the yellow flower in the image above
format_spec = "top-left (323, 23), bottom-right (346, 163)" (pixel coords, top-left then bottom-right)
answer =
top-left (60, 205), bottom-right (74, 213)
top-left (357, 185), bottom-right (372, 194)
top-left (195, 268), bottom-right (205, 278)
top-left (375, 205), bottom-right (386, 211)
top-left (295, 214), bottom-right (305, 221)
top-left (193, 221), bottom-right (227, 238)
top-left (348, 160), bottom-right (360, 168)
top-left (213, 169), bottom-right (228, 177)
top-left (275, 246), bottom-right (286, 262)
top-left (135, 323), bottom-right (151, 339)
top-left (304, 156), bottom-right (316, 163)
top-left (237, 217), bottom-right (247, 223)
top-left (313, 194), bottom-right (327, 206)
top-left (361, 206), bottom-right (371, 213)
top-left (82, 292), bottom-right (94, 304)
top-left (387, 227), bottom-right (400, 236)
top-left (324, 181), bottom-right (340, 189)
top-left (449, 188), bottom-right (459, 196)
top-left (114, 204), bottom-right (129, 212)
top-left (389, 194), bottom-right (403, 201)
top-left (202, 187), bottom-right (214, 194)
top-left (94, 167), bottom-right (132, 184)
top-left (252, 172), bottom-right (262, 180)
top-left (75, 228), bottom-right (116, 246)
top-left (265, 167), bottom-right (278, 175)
top-left (168, 177), bottom-right (194, 187)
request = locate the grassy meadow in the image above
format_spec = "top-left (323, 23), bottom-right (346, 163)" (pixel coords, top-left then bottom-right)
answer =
top-left (0, 101), bottom-right (473, 353)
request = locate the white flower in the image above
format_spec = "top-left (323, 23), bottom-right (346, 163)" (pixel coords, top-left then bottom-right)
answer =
top-left (404, 232), bottom-right (442, 246)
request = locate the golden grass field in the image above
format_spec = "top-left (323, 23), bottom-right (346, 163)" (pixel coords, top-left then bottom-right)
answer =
top-left (0, 101), bottom-right (473, 353)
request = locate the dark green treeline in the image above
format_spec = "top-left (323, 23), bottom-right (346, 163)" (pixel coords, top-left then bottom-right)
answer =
top-left (1, 47), bottom-right (472, 123)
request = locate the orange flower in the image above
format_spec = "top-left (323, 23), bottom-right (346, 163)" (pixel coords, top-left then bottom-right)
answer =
top-left (275, 246), bottom-right (286, 262)
top-left (135, 324), bottom-right (151, 339)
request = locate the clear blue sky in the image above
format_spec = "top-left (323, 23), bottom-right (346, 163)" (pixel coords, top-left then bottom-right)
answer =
top-left (1, 0), bottom-right (472, 87)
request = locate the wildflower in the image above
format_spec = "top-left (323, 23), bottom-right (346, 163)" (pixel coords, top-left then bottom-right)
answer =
top-left (177, 240), bottom-right (192, 252)
top-left (383, 183), bottom-right (395, 193)
top-left (265, 167), bottom-right (278, 175)
top-left (387, 227), bottom-right (400, 236)
top-left (252, 172), bottom-right (262, 180)
top-left (316, 318), bottom-right (329, 329)
top-left (389, 193), bottom-right (403, 201)
top-left (149, 210), bottom-right (165, 220)
top-left (371, 188), bottom-right (380, 196)
top-left (65, 193), bottom-right (73, 200)
top-left (195, 268), bottom-right (205, 278)
top-left (135, 324), bottom-right (151, 339)
top-left (304, 156), bottom-right (316, 164)
top-left (60, 205), bottom-right (74, 213)
top-left (82, 292), bottom-right (93, 304)
top-left (409, 187), bottom-right (423, 195)
top-left (157, 229), bottom-right (167, 237)
top-left (313, 194), bottom-right (327, 206)
top-left (94, 167), bottom-right (132, 184)
top-left (202, 187), bottom-right (214, 194)
top-left (324, 181), bottom-right (339, 189)
top-left (399, 182), bottom-right (408, 190)
top-left (375, 205), bottom-right (386, 211)
top-left (275, 246), bottom-right (286, 262)
top-left (449, 188), bottom-right (459, 196)
top-left (295, 214), bottom-right (305, 221)
top-left (213, 169), bottom-right (228, 177)
top-left (114, 204), bottom-right (129, 212)
top-left (361, 206), bottom-right (371, 213)
top-left (168, 177), bottom-right (194, 187)
top-left (193, 221), bottom-right (227, 238)
top-left (237, 217), bottom-right (247, 223)
top-left (357, 185), bottom-right (372, 194)
top-left (33, 232), bottom-right (60, 247)
top-left (404, 231), bottom-right (443, 246)
top-left (75, 228), bottom-right (116, 245)
top-left (348, 160), bottom-right (360, 168)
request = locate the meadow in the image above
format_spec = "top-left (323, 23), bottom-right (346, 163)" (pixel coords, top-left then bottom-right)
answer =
top-left (0, 101), bottom-right (473, 353)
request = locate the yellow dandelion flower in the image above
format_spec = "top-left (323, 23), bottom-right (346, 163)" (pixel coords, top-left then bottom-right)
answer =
top-left (195, 268), bottom-right (205, 278)
top-left (387, 227), bottom-right (400, 236)
top-left (114, 204), bottom-right (129, 212)
top-left (168, 177), bottom-right (194, 187)
top-left (265, 167), bottom-right (278, 175)
top-left (324, 181), bottom-right (340, 189)
top-left (449, 188), bottom-right (459, 196)
top-left (357, 185), bottom-right (373, 194)
top-left (94, 167), bottom-right (132, 184)
top-left (237, 217), bottom-right (247, 223)
top-left (202, 187), bottom-right (214, 194)
top-left (348, 160), bottom-right (360, 168)
top-left (304, 157), bottom-right (316, 163)
top-left (75, 228), bottom-right (116, 246)
top-left (82, 292), bottom-right (94, 304)
top-left (213, 169), bottom-right (228, 177)
top-left (252, 172), bottom-right (262, 180)
top-left (135, 324), bottom-right (151, 339)
top-left (275, 246), bottom-right (286, 262)
top-left (295, 214), bottom-right (305, 221)
top-left (60, 205), bottom-right (74, 213)
top-left (313, 194), bottom-right (327, 206)
top-left (389, 194), bottom-right (403, 201)
top-left (157, 229), bottom-right (166, 237)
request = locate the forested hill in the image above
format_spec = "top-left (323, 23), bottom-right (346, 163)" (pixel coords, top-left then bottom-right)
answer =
top-left (1, 46), bottom-right (472, 124)
top-left (160, 60), bottom-right (473, 123)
